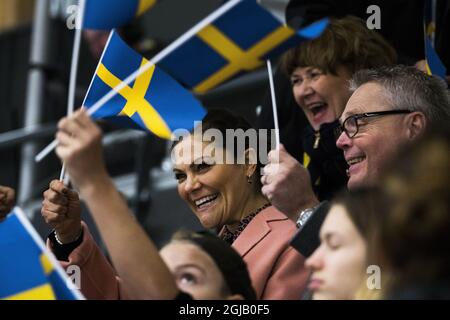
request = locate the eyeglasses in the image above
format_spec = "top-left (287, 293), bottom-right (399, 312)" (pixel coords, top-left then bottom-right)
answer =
top-left (340, 110), bottom-right (412, 138)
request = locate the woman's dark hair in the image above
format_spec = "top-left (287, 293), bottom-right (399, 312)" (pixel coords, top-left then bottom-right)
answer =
top-left (170, 230), bottom-right (257, 300)
top-left (172, 108), bottom-right (269, 191)
top-left (332, 187), bottom-right (386, 266)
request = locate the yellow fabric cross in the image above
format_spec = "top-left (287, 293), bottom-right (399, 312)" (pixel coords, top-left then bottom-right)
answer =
top-left (194, 24), bottom-right (295, 93)
top-left (4, 284), bottom-right (56, 300)
top-left (137, 0), bottom-right (157, 16)
top-left (2, 254), bottom-right (57, 300)
top-left (96, 59), bottom-right (172, 139)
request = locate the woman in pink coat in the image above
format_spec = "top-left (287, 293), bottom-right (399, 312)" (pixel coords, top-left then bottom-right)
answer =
top-left (43, 109), bottom-right (308, 299)
top-left (171, 109), bottom-right (309, 299)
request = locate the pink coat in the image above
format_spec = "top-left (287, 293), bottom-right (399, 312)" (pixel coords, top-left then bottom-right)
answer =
top-left (222, 205), bottom-right (309, 300)
top-left (49, 207), bottom-right (309, 300)
top-left (47, 222), bottom-right (129, 300)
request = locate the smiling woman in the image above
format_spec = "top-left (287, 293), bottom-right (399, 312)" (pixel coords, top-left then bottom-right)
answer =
top-left (171, 109), bottom-right (309, 300)
top-left (39, 108), bottom-right (308, 300)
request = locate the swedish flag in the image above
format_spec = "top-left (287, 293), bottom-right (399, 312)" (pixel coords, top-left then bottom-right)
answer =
top-left (0, 209), bottom-right (82, 300)
top-left (423, 0), bottom-right (446, 79)
top-left (424, 37), bottom-right (446, 79)
top-left (158, 0), bottom-right (328, 94)
top-left (83, 0), bottom-right (157, 30)
top-left (83, 31), bottom-right (206, 140)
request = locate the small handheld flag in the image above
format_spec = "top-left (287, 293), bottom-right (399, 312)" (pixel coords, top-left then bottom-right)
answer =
top-left (83, 0), bottom-right (157, 30)
top-left (0, 208), bottom-right (84, 300)
top-left (83, 31), bottom-right (206, 140)
top-left (159, 0), bottom-right (328, 94)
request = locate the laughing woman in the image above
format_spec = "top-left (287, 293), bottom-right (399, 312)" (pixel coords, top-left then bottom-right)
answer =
top-left (42, 108), bottom-right (257, 300)
top-left (171, 109), bottom-right (308, 299)
top-left (45, 108), bottom-right (308, 300)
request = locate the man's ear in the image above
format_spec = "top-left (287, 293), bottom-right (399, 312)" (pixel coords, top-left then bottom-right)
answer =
top-left (226, 294), bottom-right (244, 300)
top-left (406, 112), bottom-right (426, 140)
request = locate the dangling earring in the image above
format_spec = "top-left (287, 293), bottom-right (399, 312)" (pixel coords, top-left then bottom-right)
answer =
top-left (247, 175), bottom-right (253, 184)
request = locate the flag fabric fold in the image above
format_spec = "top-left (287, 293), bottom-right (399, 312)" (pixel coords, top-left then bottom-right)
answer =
top-left (0, 208), bottom-right (83, 300)
top-left (83, 31), bottom-right (206, 140)
top-left (423, 0), bottom-right (447, 79)
top-left (83, 0), bottom-right (157, 30)
top-left (158, 0), bottom-right (328, 94)
top-left (424, 37), bottom-right (447, 79)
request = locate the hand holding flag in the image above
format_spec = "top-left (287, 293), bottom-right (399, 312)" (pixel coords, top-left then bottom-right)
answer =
top-left (42, 180), bottom-right (82, 244)
top-left (0, 186), bottom-right (15, 221)
top-left (35, 30), bottom-right (206, 163)
top-left (55, 109), bottom-right (109, 191)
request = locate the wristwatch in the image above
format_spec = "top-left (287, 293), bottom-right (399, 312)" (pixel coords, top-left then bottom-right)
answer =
top-left (290, 201), bottom-right (331, 257)
top-left (296, 206), bottom-right (316, 229)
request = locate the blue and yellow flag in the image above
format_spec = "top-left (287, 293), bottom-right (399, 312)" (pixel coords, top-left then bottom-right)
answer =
top-left (83, 0), bottom-right (157, 30)
top-left (83, 31), bottom-right (206, 140)
top-left (423, 0), bottom-right (446, 79)
top-left (158, 0), bottom-right (328, 94)
top-left (0, 209), bottom-right (82, 300)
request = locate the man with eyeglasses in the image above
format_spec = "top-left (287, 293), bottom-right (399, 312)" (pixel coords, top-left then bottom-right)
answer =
top-left (261, 65), bottom-right (450, 257)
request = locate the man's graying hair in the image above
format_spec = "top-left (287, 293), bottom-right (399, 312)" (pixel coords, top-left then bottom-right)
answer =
top-left (349, 65), bottom-right (450, 126)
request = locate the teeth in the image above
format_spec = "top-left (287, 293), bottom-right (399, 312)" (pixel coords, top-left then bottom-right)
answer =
top-left (309, 102), bottom-right (325, 110)
top-left (347, 157), bottom-right (365, 166)
top-left (308, 103), bottom-right (326, 116)
top-left (195, 194), bottom-right (218, 207)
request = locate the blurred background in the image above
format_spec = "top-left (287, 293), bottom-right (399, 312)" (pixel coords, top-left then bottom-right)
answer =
top-left (0, 0), bottom-right (288, 248)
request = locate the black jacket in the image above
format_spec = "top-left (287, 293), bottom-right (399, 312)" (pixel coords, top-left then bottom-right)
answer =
top-left (302, 120), bottom-right (348, 201)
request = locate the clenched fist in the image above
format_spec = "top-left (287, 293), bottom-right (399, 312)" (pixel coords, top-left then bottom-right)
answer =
top-left (261, 144), bottom-right (319, 221)
top-left (41, 180), bottom-right (82, 244)
top-left (0, 186), bottom-right (15, 221)
top-left (55, 109), bottom-right (108, 191)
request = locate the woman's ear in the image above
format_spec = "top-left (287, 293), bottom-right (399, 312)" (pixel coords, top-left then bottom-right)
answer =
top-left (226, 294), bottom-right (244, 300)
top-left (405, 112), bottom-right (426, 140)
top-left (244, 148), bottom-right (257, 178)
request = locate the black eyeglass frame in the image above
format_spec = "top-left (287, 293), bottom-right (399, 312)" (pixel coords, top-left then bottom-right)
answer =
top-left (340, 110), bottom-right (413, 138)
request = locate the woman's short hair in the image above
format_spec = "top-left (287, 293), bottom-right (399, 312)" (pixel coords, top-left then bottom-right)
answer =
top-left (281, 16), bottom-right (397, 76)
top-left (170, 230), bottom-right (257, 300)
